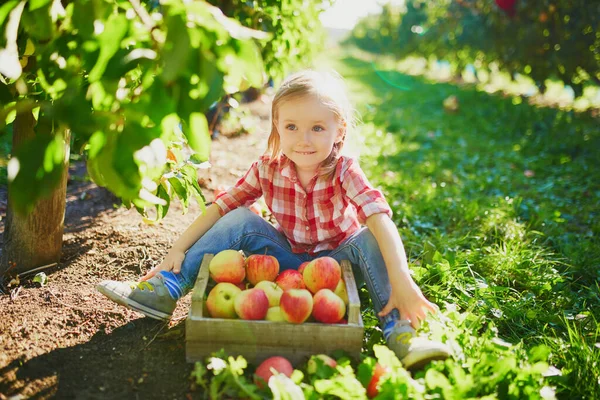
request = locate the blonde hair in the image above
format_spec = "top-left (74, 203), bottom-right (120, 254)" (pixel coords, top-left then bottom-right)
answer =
top-left (267, 69), bottom-right (356, 176)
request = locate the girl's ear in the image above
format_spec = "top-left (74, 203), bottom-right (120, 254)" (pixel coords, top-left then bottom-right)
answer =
top-left (335, 121), bottom-right (347, 143)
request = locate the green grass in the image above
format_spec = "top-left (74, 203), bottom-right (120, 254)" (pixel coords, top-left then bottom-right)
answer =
top-left (330, 47), bottom-right (600, 398)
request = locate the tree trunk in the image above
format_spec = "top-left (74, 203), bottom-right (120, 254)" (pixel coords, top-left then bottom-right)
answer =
top-left (0, 111), bottom-right (70, 277)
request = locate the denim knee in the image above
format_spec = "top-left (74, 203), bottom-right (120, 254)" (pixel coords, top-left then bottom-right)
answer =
top-left (216, 207), bottom-right (264, 232)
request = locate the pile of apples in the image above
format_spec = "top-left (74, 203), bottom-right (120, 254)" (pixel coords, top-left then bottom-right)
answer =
top-left (205, 250), bottom-right (349, 324)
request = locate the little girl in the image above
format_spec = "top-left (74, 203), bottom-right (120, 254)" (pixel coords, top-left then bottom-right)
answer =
top-left (97, 69), bottom-right (450, 369)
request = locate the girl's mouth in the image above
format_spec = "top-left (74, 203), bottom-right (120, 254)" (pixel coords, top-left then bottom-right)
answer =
top-left (295, 151), bottom-right (316, 155)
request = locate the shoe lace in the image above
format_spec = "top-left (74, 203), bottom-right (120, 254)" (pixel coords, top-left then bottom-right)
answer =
top-left (129, 281), bottom-right (155, 292)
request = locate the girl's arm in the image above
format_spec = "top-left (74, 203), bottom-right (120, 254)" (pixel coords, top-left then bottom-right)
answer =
top-left (140, 203), bottom-right (223, 281)
top-left (366, 213), bottom-right (438, 329)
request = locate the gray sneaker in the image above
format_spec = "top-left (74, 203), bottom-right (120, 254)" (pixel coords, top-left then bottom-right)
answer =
top-left (96, 275), bottom-right (177, 320)
top-left (385, 320), bottom-right (451, 370)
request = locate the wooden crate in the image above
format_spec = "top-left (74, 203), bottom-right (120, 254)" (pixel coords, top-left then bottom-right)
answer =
top-left (186, 254), bottom-right (364, 365)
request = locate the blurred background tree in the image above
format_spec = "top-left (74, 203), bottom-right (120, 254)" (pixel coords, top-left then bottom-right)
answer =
top-left (349, 0), bottom-right (599, 97)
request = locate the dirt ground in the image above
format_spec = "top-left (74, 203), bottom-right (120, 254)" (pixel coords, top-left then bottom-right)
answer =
top-left (0, 97), bottom-right (273, 400)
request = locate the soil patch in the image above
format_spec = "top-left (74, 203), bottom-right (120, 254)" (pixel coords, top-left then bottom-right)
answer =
top-left (0, 97), bottom-right (272, 399)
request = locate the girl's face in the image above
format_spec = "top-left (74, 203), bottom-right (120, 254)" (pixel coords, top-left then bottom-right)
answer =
top-left (276, 95), bottom-right (344, 175)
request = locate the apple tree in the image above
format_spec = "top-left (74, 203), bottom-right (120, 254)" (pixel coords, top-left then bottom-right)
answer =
top-left (0, 0), bottom-right (329, 277)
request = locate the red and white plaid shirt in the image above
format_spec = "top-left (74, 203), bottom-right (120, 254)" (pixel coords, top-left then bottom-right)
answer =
top-left (215, 155), bottom-right (392, 254)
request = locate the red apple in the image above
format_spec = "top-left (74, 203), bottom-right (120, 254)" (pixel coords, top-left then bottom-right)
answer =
top-left (234, 288), bottom-right (269, 320)
top-left (312, 289), bottom-right (346, 324)
top-left (367, 363), bottom-right (390, 398)
top-left (254, 280), bottom-right (284, 307)
top-left (334, 278), bottom-right (349, 305)
top-left (246, 254), bottom-right (279, 285)
top-left (275, 269), bottom-right (306, 291)
top-left (279, 289), bottom-right (313, 324)
top-left (307, 354), bottom-right (337, 374)
top-left (206, 282), bottom-right (242, 319)
top-left (302, 257), bottom-right (341, 294)
top-left (209, 250), bottom-right (245, 284)
top-left (254, 356), bottom-right (294, 389)
top-left (298, 261), bottom-right (310, 275)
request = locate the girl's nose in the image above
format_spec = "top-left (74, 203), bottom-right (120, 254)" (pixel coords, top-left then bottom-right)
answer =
top-left (301, 130), bottom-right (311, 143)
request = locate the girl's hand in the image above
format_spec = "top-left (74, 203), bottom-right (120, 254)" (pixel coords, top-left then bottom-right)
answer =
top-left (140, 249), bottom-right (186, 281)
top-left (378, 277), bottom-right (439, 330)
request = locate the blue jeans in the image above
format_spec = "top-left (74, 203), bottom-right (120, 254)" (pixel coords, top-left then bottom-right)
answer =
top-left (161, 207), bottom-right (401, 326)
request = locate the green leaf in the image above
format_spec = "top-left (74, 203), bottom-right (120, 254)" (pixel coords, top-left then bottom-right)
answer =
top-left (168, 175), bottom-right (189, 213)
top-left (32, 272), bottom-right (48, 286)
top-left (114, 121), bottom-right (163, 194)
top-left (29, 0), bottom-right (51, 11)
top-left (196, 54), bottom-right (224, 111)
top-left (70, 0), bottom-right (95, 38)
top-left (356, 359), bottom-right (376, 388)
top-left (144, 182), bottom-right (171, 224)
top-left (0, 0), bottom-right (19, 27)
top-left (161, 12), bottom-right (190, 83)
top-left (425, 369), bottom-right (451, 390)
top-left (88, 13), bottom-right (129, 82)
top-left (269, 374), bottom-right (304, 400)
top-left (180, 164), bottom-right (206, 211)
top-left (87, 133), bottom-right (133, 200)
top-left (373, 344), bottom-right (403, 369)
top-left (8, 130), bottom-right (68, 216)
top-left (237, 40), bottom-right (264, 88)
top-left (187, 112), bottom-right (210, 160)
top-left (21, 3), bottom-right (54, 41)
top-left (87, 131), bottom-right (106, 159)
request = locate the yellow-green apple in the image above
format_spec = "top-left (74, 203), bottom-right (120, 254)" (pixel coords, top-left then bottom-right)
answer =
top-left (206, 283), bottom-right (242, 319)
top-left (209, 250), bottom-right (245, 284)
top-left (312, 289), bottom-right (346, 324)
top-left (298, 261), bottom-right (310, 275)
top-left (234, 288), bottom-right (269, 320)
top-left (367, 363), bottom-right (390, 398)
top-left (275, 270), bottom-right (306, 291)
top-left (246, 254), bottom-right (280, 285)
top-left (302, 257), bottom-right (341, 293)
top-left (280, 289), bottom-right (313, 323)
top-left (334, 278), bottom-right (349, 305)
top-left (254, 356), bottom-right (294, 388)
top-left (307, 354), bottom-right (337, 374)
top-left (265, 306), bottom-right (285, 322)
top-left (254, 280), bottom-right (284, 307)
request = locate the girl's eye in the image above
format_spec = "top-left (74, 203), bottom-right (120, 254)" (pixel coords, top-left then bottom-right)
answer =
top-left (313, 126), bottom-right (325, 132)
top-left (286, 124), bottom-right (297, 131)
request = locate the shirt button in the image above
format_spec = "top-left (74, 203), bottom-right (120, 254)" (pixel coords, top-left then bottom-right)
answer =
top-left (305, 226), bottom-right (309, 230)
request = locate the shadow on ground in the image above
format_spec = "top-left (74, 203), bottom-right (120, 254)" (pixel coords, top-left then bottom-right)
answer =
top-left (0, 319), bottom-right (200, 400)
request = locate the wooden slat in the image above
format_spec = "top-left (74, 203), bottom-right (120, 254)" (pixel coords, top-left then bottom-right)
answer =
top-left (341, 260), bottom-right (360, 325)
top-left (189, 254), bottom-right (212, 319)
top-left (186, 319), bottom-right (363, 364)
top-left (186, 339), bottom-right (363, 365)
